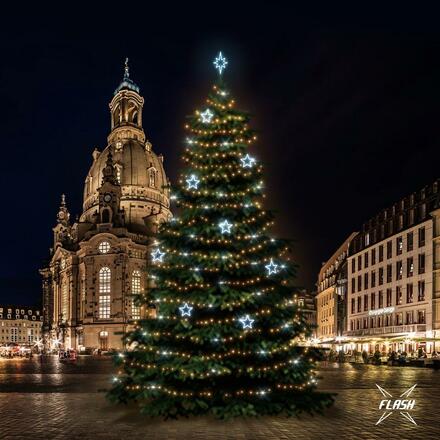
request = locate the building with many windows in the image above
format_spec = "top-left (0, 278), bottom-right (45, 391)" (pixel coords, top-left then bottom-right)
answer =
top-left (0, 306), bottom-right (43, 346)
top-left (346, 180), bottom-right (440, 354)
top-left (316, 233), bottom-right (357, 344)
top-left (40, 62), bottom-right (171, 351)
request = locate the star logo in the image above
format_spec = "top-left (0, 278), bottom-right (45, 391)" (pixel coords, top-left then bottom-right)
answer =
top-left (213, 51), bottom-right (228, 74)
top-left (239, 315), bottom-right (254, 329)
top-left (265, 258), bottom-right (279, 275)
top-left (375, 384), bottom-right (417, 426)
top-left (179, 303), bottom-right (193, 317)
top-left (200, 108), bottom-right (214, 123)
top-left (218, 219), bottom-right (233, 234)
top-left (151, 248), bottom-right (165, 263)
top-left (240, 154), bottom-right (256, 168)
top-left (186, 174), bottom-right (200, 190)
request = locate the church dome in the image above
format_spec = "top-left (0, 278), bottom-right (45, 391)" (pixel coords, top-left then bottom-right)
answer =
top-left (80, 62), bottom-right (171, 234)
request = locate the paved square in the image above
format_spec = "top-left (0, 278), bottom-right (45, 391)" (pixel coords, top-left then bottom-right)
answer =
top-left (0, 357), bottom-right (438, 439)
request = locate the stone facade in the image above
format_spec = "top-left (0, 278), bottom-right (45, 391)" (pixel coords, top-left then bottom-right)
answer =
top-left (316, 233), bottom-right (357, 344)
top-left (346, 179), bottom-right (440, 354)
top-left (0, 306), bottom-right (43, 346)
top-left (40, 62), bottom-right (171, 351)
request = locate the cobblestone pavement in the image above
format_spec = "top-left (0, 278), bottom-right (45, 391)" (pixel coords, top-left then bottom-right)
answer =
top-left (0, 357), bottom-right (439, 440)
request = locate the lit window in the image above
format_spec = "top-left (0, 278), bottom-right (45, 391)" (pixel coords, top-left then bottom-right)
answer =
top-left (132, 270), bottom-right (141, 320)
top-left (115, 165), bottom-right (122, 183)
top-left (62, 283), bottom-right (68, 321)
top-left (99, 267), bottom-right (111, 294)
top-left (99, 267), bottom-right (111, 319)
top-left (98, 241), bottom-right (111, 254)
top-left (99, 295), bottom-right (111, 319)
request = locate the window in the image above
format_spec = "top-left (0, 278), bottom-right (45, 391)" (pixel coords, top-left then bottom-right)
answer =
top-left (386, 289), bottom-right (392, 307)
top-left (357, 276), bottom-right (362, 292)
top-left (364, 294), bottom-right (368, 311)
top-left (131, 270), bottom-right (141, 320)
top-left (98, 241), bottom-right (111, 254)
top-left (407, 257), bottom-right (414, 277)
top-left (364, 273), bottom-right (369, 289)
top-left (387, 241), bottom-right (392, 259)
top-left (406, 283), bottom-right (413, 303)
top-left (358, 255), bottom-right (362, 271)
top-left (364, 252), bottom-right (369, 268)
top-left (406, 311), bottom-right (413, 325)
top-left (386, 264), bottom-right (392, 283)
top-left (99, 296), bottom-right (111, 319)
top-left (351, 298), bottom-right (355, 314)
top-left (370, 317), bottom-right (375, 328)
top-left (418, 310), bottom-right (426, 324)
top-left (371, 271), bottom-right (376, 288)
top-left (420, 203), bottom-right (426, 219)
top-left (357, 297), bottom-right (362, 313)
top-left (115, 165), bottom-right (122, 184)
top-left (351, 259), bottom-right (356, 273)
top-left (363, 318), bottom-right (368, 329)
top-left (396, 286), bottom-right (402, 305)
top-left (418, 281), bottom-right (425, 301)
top-left (62, 283), bottom-right (68, 322)
top-left (379, 267), bottom-right (384, 285)
top-left (365, 233), bottom-right (370, 246)
top-left (371, 292), bottom-right (376, 310)
top-left (396, 261), bottom-right (403, 280)
top-left (99, 267), bottom-right (111, 319)
top-left (419, 227), bottom-right (425, 247)
top-left (149, 168), bottom-right (157, 188)
top-left (385, 314), bottom-right (392, 326)
top-left (379, 245), bottom-right (384, 262)
top-left (396, 313), bottom-right (403, 325)
top-left (396, 236), bottom-right (403, 255)
top-left (371, 248), bottom-right (376, 265)
top-left (407, 232), bottom-right (413, 252)
top-left (378, 291), bottom-right (383, 308)
top-left (418, 254), bottom-right (425, 274)
top-left (351, 278), bottom-right (355, 294)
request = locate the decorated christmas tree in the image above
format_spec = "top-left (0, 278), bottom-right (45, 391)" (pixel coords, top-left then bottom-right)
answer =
top-left (109, 52), bottom-right (334, 418)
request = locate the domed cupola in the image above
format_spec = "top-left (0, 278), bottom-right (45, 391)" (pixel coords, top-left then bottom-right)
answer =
top-left (80, 60), bottom-right (171, 234)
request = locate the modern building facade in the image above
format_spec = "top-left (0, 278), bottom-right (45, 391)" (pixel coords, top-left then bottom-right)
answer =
top-left (316, 233), bottom-right (357, 344)
top-left (0, 306), bottom-right (43, 346)
top-left (40, 62), bottom-right (171, 351)
top-left (346, 179), bottom-right (440, 354)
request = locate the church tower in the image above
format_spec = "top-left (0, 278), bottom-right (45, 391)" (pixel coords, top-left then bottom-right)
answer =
top-left (40, 61), bottom-right (171, 351)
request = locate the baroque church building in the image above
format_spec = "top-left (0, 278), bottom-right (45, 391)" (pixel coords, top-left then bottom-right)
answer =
top-left (40, 62), bottom-right (171, 350)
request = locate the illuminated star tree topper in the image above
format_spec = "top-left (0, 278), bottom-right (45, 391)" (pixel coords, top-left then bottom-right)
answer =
top-left (213, 51), bottom-right (228, 75)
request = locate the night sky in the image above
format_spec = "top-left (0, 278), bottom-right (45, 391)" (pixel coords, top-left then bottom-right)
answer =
top-left (1, 4), bottom-right (440, 305)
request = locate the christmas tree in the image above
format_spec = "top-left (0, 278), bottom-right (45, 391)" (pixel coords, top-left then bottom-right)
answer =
top-left (108, 52), bottom-right (334, 418)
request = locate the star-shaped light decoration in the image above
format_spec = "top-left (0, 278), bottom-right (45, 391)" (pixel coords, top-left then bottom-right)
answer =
top-left (240, 154), bottom-right (256, 168)
top-left (218, 219), bottom-right (233, 234)
top-left (179, 303), bottom-right (193, 317)
top-left (265, 258), bottom-right (279, 276)
top-left (186, 174), bottom-right (200, 190)
top-left (213, 51), bottom-right (228, 75)
top-left (239, 314), bottom-right (254, 329)
top-left (151, 248), bottom-right (165, 263)
top-left (200, 108), bottom-right (214, 124)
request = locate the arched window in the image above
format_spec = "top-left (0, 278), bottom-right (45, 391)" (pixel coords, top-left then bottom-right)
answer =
top-left (99, 267), bottom-right (111, 319)
top-left (62, 282), bottom-right (68, 322)
top-left (131, 269), bottom-right (141, 320)
top-left (149, 168), bottom-right (157, 188)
